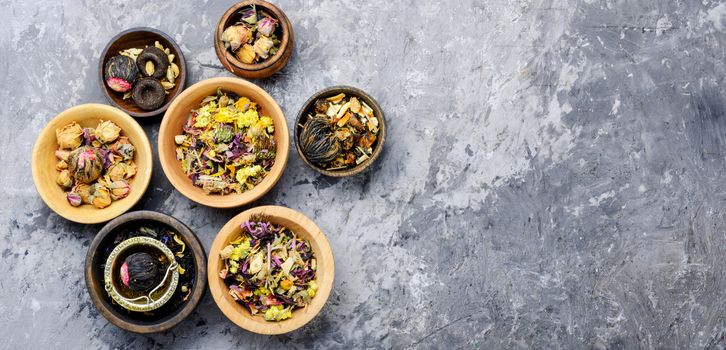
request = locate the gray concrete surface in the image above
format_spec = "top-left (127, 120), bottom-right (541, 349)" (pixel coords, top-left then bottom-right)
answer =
top-left (3, 0), bottom-right (726, 348)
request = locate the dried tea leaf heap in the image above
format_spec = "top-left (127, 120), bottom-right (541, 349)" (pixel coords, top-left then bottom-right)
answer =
top-left (174, 89), bottom-right (276, 195)
top-left (300, 93), bottom-right (380, 170)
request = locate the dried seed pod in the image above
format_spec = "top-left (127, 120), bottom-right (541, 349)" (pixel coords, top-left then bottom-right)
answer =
top-left (300, 116), bottom-right (341, 165)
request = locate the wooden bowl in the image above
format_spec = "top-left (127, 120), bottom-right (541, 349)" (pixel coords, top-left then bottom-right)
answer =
top-left (31, 104), bottom-right (153, 224)
top-left (85, 210), bottom-right (208, 334)
top-left (208, 206), bottom-right (334, 334)
top-left (158, 77), bottom-right (289, 208)
top-left (99, 27), bottom-right (187, 118)
top-left (214, 1), bottom-right (294, 79)
top-left (295, 86), bottom-right (386, 177)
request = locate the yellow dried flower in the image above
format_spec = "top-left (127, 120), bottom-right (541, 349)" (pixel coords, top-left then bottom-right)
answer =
top-left (56, 122), bottom-right (83, 149)
top-left (95, 120), bottom-right (122, 143)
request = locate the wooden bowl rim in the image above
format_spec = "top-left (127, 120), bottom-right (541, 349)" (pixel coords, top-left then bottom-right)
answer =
top-left (31, 103), bottom-right (153, 224)
top-left (207, 205), bottom-right (335, 335)
top-left (98, 27), bottom-right (188, 118)
top-left (84, 210), bottom-right (208, 334)
top-left (294, 85), bottom-right (387, 177)
top-left (158, 77), bottom-right (289, 208)
top-left (214, 0), bottom-right (292, 72)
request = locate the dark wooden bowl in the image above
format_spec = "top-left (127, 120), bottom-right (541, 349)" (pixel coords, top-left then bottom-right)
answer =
top-left (214, 1), bottom-right (294, 79)
top-left (85, 211), bottom-right (207, 334)
top-left (99, 27), bottom-right (188, 118)
top-left (295, 86), bottom-right (386, 177)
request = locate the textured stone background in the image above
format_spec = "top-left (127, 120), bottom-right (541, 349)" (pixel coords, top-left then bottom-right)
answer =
top-left (3, 0), bottom-right (726, 348)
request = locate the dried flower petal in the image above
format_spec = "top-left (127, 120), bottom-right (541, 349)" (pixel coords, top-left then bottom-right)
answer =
top-left (56, 122), bottom-right (84, 149)
top-left (95, 120), bottom-right (122, 143)
top-left (73, 183), bottom-right (92, 204)
top-left (240, 7), bottom-right (257, 24)
top-left (56, 160), bottom-right (68, 171)
top-left (55, 150), bottom-right (70, 161)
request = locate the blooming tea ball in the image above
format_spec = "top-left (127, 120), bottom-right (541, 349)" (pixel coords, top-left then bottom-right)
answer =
top-left (68, 146), bottom-right (105, 184)
top-left (120, 252), bottom-right (159, 292)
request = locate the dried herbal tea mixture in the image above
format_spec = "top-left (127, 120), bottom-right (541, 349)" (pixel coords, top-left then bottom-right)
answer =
top-left (219, 216), bottom-right (318, 322)
top-left (175, 88), bottom-right (276, 194)
top-left (299, 93), bottom-right (379, 170)
top-left (221, 5), bottom-right (280, 64)
top-left (55, 120), bottom-right (136, 208)
top-left (101, 224), bottom-right (196, 315)
top-left (104, 41), bottom-right (180, 111)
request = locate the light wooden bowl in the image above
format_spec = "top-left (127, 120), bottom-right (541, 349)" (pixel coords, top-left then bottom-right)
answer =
top-left (158, 77), bottom-right (289, 208)
top-left (99, 27), bottom-right (187, 118)
top-left (208, 206), bottom-right (334, 334)
top-left (295, 86), bottom-right (386, 177)
top-left (214, 0), bottom-right (294, 79)
top-left (31, 104), bottom-right (153, 224)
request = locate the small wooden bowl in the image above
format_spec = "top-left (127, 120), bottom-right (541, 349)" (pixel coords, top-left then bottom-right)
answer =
top-left (85, 210), bottom-right (208, 334)
top-left (31, 104), bottom-right (153, 224)
top-left (158, 77), bottom-right (289, 208)
top-left (99, 27), bottom-right (187, 118)
top-left (208, 206), bottom-right (335, 335)
top-left (214, 1), bottom-right (294, 79)
top-left (295, 86), bottom-right (386, 177)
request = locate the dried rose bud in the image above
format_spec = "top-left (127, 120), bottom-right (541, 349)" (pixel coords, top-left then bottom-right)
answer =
top-left (67, 192), bottom-right (82, 207)
top-left (236, 44), bottom-right (256, 64)
top-left (89, 183), bottom-right (112, 209)
top-left (55, 150), bottom-right (70, 161)
top-left (56, 170), bottom-right (73, 189)
top-left (73, 183), bottom-right (92, 204)
top-left (110, 137), bottom-right (135, 161)
top-left (56, 160), bottom-right (68, 171)
top-left (222, 25), bottom-right (252, 52)
top-left (109, 180), bottom-right (131, 200)
top-left (95, 120), bottom-right (121, 143)
top-left (240, 7), bottom-right (257, 24)
top-left (253, 36), bottom-right (274, 59)
top-left (106, 162), bottom-right (128, 182)
top-left (56, 122), bottom-right (84, 149)
top-left (257, 16), bottom-right (277, 37)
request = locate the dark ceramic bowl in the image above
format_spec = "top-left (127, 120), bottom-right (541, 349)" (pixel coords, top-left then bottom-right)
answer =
top-left (85, 211), bottom-right (207, 333)
top-left (214, 0), bottom-right (294, 79)
top-left (295, 86), bottom-right (386, 177)
top-left (99, 27), bottom-right (188, 118)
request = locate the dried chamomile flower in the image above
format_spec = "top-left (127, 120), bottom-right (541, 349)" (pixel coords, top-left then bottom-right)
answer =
top-left (236, 44), bottom-right (256, 64)
top-left (56, 170), bottom-right (73, 189)
top-left (109, 180), bottom-right (131, 200)
top-left (56, 122), bottom-right (84, 149)
top-left (89, 183), bottom-right (112, 209)
top-left (68, 146), bottom-right (105, 184)
top-left (95, 120), bottom-right (122, 143)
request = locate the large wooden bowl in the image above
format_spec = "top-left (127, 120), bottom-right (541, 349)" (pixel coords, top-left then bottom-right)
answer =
top-left (208, 206), bottom-right (334, 334)
top-left (214, 0), bottom-right (294, 79)
top-left (158, 77), bottom-right (289, 208)
top-left (31, 104), bottom-right (153, 224)
top-left (85, 211), bottom-right (207, 333)
top-left (295, 86), bottom-right (386, 177)
top-left (99, 27), bottom-right (187, 118)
